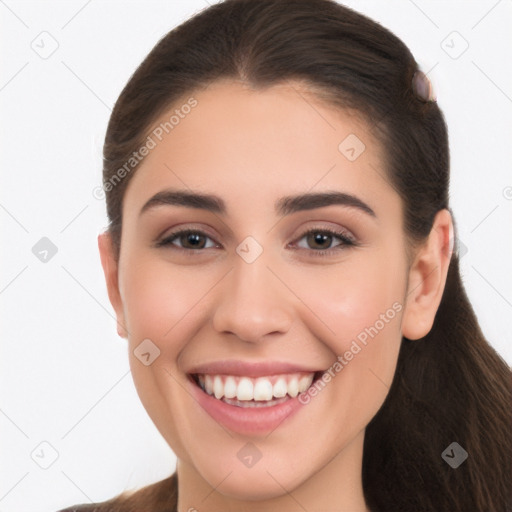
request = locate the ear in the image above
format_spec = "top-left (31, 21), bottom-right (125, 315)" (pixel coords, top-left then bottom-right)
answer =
top-left (402, 209), bottom-right (454, 340)
top-left (97, 231), bottom-right (128, 339)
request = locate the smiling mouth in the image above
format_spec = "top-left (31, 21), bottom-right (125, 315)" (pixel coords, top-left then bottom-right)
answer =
top-left (189, 370), bottom-right (324, 408)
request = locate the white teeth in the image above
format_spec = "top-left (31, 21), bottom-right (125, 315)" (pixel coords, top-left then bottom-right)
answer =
top-left (253, 378), bottom-right (273, 401)
top-left (288, 376), bottom-right (299, 397)
top-left (273, 377), bottom-right (288, 398)
top-left (195, 371), bottom-right (316, 402)
top-left (213, 375), bottom-right (224, 399)
top-left (205, 374), bottom-right (213, 395)
top-left (299, 374), bottom-right (314, 392)
top-left (224, 376), bottom-right (237, 399)
top-left (236, 377), bottom-right (253, 400)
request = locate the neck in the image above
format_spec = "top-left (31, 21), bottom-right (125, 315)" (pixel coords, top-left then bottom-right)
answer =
top-left (176, 429), bottom-right (370, 512)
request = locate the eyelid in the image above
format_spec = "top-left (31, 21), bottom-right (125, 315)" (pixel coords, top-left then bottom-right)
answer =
top-left (288, 226), bottom-right (357, 256)
top-left (156, 222), bottom-right (220, 243)
top-left (155, 227), bottom-right (221, 251)
top-left (290, 222), bottom-right (357, 244)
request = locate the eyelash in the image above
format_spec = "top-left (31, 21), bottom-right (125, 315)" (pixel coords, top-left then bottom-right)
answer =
top-left (155, 227), bottom-right (358, 258)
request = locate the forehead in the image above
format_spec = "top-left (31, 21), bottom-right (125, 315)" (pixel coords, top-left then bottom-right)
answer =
top-left (122, 79), bottom-right (394, 219)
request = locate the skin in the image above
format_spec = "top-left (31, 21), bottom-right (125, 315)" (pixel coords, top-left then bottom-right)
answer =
top-left (98, 79), bottom-right (453, 512)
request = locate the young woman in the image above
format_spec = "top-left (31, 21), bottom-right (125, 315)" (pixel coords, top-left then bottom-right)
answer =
top-left (59, 0), bottom-right (511, 510)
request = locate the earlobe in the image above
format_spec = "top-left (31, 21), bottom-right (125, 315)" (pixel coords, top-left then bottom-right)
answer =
top-left (401, 209), bottom-right (453, 340)
top-left (97, 231), bottom-right (128, 339)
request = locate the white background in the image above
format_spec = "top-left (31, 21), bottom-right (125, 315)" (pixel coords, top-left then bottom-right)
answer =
top-left (1, 1), bottom-right (511, 510)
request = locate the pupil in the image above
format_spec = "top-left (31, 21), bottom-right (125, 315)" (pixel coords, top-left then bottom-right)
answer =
top-left (309, 232), bottom-right (331, 249)
top-left (184, 233), bottom-right (204, 248)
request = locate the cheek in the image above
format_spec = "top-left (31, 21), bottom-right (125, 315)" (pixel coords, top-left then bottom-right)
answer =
top-left (120, 256), bottom-right (213, 442)
top-left (291, 252), bottom-right (405, 420)
top-left (121, 255), bottom-right (213, 349)
top-left (293, 250), bottom-right (405, 346)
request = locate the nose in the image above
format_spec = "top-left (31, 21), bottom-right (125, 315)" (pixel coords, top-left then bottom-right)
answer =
top-left (212, 250), bottom-right (294, 344)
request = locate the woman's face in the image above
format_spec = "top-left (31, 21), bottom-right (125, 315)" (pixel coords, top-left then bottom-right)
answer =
top-left (108, 79), bottom-right (410, 500)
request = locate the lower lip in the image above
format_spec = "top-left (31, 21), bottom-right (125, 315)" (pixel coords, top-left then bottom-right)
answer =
top-left (187, 375), bottom-right (310, 435)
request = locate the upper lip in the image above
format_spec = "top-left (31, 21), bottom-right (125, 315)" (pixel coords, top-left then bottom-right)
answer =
top-left (187, 360), bottom-right (323, 378)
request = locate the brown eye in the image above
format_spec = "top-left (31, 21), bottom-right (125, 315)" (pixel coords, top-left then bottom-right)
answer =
top-left (292, 228), bottom-right (357, 257)
top-left (177, 232), bottom-right (207, 249)
top-left (157, 230), bottom-right (218, 250)
top-left (306, 231), bottom-right (335, 250)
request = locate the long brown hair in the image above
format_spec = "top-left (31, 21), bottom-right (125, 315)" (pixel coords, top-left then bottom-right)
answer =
top-left (79, 0), bottom-right (511, 510)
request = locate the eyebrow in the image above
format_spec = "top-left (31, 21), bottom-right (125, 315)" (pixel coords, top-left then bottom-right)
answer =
top-left (139, 189), bottom-right (376, 218)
